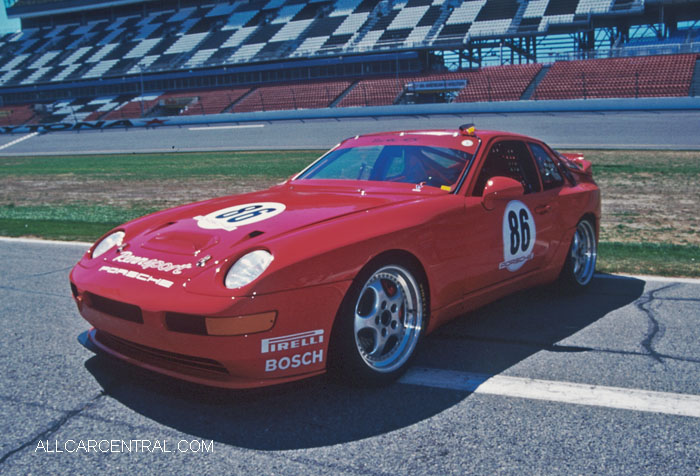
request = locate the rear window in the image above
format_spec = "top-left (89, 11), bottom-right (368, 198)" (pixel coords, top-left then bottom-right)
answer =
top-left (529, 142), bottom-right (564, 190)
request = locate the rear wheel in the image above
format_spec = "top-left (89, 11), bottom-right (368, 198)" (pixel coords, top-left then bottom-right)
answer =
top-left (331, 261), bottom-right (426, 385)
top-left (560, 218), bottom-right (597, 289)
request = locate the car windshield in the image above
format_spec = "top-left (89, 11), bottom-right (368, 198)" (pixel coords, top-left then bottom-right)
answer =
top-left (296, 145), bottom-right (473, 190)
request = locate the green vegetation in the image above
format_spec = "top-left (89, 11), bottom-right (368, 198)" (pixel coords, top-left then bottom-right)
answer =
top-left (597, 242), bottom-right (700, 278)
top-left (571, 149), bottom-right (700, 176)
top-left (0, 204), bottom-right (158, 241)
top-left (0, 218), bottom-right (119, 242)
top-left (2, 149), bottom-right (699, 277)
top-left (0, 150), bottom-right (319, 179)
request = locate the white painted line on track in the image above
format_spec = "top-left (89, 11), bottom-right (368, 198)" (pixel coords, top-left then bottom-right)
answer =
top-left (550, 143), bottom-right (700, 150)
top-left (400, 367), bottom-right (700, 418)
top-left (0, 132), bottom-right (39, 151)
top-left (188, 124), bottom-right (265, 131)
top-left (595, 273), bottom-right (700, 285)
top-left (0, 236), bottom-right (92, 247)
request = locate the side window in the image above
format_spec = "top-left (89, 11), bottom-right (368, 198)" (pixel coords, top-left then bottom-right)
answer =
top-left (529, 142), bottom-right (564, 190)
top-left (472, 140), bottom-right (541, 196)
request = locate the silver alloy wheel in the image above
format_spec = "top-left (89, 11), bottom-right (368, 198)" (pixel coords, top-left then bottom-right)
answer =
top-left (570, 220), bottom-right (597, 286)
top-left (353, 265), bottom-right (423, 373)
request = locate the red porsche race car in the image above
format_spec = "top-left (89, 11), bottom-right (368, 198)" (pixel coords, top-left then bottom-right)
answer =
top-left (70, 125), bottom-right (600, 388)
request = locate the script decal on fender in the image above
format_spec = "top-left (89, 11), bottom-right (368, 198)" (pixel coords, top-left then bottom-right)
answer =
top-left (194, 202), bottom-right (285, 232)
top-left (112, 251), bottom-right (192, 275)
top-left (499, 200), bottom-right (536, 272)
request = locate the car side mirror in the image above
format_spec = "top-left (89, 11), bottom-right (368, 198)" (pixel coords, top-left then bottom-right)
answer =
top-left (481, 176), bottom-right (524, 210)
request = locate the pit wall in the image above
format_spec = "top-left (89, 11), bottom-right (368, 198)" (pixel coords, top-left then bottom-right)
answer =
top-left (3, 97), bottom-right (700, 134)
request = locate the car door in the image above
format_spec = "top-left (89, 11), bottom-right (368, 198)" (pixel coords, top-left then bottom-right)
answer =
top-left (460, 138), bottom-right (558, 292)
top-left (526, 140), bottom-right (567, 262)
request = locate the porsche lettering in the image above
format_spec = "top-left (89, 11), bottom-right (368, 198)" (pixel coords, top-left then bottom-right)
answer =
top-left (98, 266), bottom-right (174, 288)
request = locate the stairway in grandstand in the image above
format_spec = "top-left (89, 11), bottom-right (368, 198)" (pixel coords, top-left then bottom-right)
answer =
top-left (506, 0), bottom-right (530, 37)
top-left (691, 56), bottom-right (700, 96)
top-left (422, 0), bottom-right (457, 44)
top-left (521, 65), bottom-right (550, 100)
top-left (330, 80), bottom-right (360, 107)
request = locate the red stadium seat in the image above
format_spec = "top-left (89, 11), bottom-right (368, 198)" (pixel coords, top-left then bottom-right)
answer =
top-left (533, 54), bottom-right (696, 100)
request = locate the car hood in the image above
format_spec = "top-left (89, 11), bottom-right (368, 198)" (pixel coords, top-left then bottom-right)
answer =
top-left (96, 180), bottom-right (445, 279)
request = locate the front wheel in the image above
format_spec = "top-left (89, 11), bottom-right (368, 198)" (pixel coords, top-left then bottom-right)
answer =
top-left (330, 262), bottom-right (426, 385)
top-left (560, 218), bottom-right (597, 289)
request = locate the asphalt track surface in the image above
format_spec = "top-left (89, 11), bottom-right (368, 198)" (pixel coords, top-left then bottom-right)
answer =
top-left (2, 110), bottom-right (700, 155)
top-left (1, 238), bottom-right (699, 475)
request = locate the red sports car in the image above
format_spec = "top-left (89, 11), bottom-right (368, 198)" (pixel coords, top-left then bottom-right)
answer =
top-left (70, 125), bottom-right (600, 388)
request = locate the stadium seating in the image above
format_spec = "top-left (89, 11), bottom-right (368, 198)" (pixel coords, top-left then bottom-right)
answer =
top-left (456, 63), bottom-right (543, 102)
top-left (0, 0), bottom-right (694, 89)
top-left (0, 103), bottom-right (36, 125)
top-left (233, 80), bottom-right (353, 112)
top-left (158, 88), bottom-right (251, 116)
top-left (103, 93), bottom-right (163, 120)
top-left (75, 88), bottom-right (253, 119)
top-left (337, 64), bottom-right (542, 107)
top-left (8, 52), bottom-right (696, 122)
top-left (82, 96), bottom-right (138, 121)
top-left (533, 54), bottom-right (697, 99)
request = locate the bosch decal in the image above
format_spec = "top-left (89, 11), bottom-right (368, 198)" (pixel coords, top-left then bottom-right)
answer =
top-left (194, 202), bottom-right (285, 232)
top-left (265, 350), bottom-right (324, 372)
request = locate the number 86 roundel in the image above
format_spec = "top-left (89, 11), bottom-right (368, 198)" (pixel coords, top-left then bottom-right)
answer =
top-left (501, 200), bottom-right (536, 272)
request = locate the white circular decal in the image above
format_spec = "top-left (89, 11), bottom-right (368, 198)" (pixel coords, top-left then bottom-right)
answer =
top-left (500, 200), bottom-right (536, 272)
top-left (194, 202), bottom-right (285, 232)
top-left (461, 139), bottom-right (474, 147)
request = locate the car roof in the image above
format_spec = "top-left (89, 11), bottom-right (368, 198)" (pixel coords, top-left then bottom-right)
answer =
top-left (343, 128), bottom-right (538, 145)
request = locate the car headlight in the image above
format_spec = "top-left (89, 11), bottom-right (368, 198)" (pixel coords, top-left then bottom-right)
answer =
top-left (225, 250), bottom-right (274, 289)
top-left (92, 231), bottom-right (125, 258)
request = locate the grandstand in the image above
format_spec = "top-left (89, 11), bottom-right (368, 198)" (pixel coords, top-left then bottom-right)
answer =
top-left (1, 0), bottom-right (700, 125)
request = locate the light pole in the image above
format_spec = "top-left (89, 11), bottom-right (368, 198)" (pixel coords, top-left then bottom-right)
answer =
top-left (138, 64), bottom-right (145, 117)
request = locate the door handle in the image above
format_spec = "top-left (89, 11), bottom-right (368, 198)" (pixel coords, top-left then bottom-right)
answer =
top-left (535, 204), bottom-right (551, 215)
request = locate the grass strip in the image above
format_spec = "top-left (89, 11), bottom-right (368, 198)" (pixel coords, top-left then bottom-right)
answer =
top-left (0, 219), bottom-right (116, 242)
top-left (0, 204), bottom-right (157, 241)
top-left (0, 151), bottom-right (321, 179)
top-left (597, 241), bottom-right (700, 278)
top-left (0, 204), bottom-right (158, 222)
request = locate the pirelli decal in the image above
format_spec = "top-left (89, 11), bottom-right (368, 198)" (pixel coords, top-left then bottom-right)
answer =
top-left (260, 329), bottom-right (324, 354)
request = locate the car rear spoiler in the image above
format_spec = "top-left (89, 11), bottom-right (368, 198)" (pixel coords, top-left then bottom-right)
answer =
top-left (558, 152), bottom-right (593, 176)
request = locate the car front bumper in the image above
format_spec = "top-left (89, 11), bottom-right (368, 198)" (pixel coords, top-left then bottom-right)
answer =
top-left (70, 273), bottom-right (351, 389)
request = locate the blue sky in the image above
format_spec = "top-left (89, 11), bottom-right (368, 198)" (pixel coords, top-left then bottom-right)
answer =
top-left (1, 3), bottom-right (21, 34)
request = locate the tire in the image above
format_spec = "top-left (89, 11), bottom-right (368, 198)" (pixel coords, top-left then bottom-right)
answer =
top-left (330, 261), bottom-right (427, 385)
top-left (560, 218), bottom-right (597, 290)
